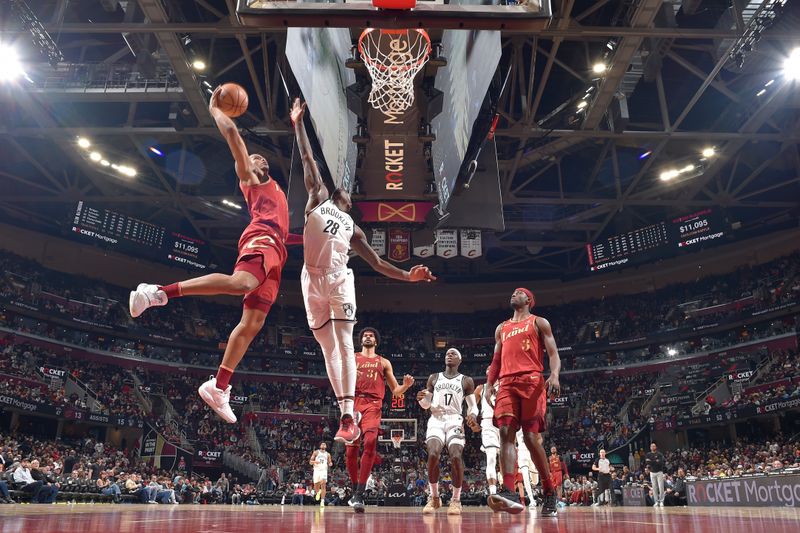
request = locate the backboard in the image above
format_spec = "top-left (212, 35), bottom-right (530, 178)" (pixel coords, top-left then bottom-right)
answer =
top-left (237, 0), bottom-right (553, 32)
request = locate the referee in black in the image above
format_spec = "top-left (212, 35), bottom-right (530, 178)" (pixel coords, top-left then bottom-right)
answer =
top-left (591, 449), bottom-right (611, 506)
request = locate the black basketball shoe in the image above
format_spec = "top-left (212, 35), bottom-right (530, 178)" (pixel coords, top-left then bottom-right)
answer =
top-left (541, 491), bottom-right (558, 517)
top-left (487, 487), bottom-right (524, 514)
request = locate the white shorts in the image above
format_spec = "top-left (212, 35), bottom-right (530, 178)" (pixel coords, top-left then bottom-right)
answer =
top-left (313, 469), bottom-right (328, 484)
top-left (480, 418), bottom-right (500, 451)
top-left (516, 429), bottom-right (536, 471)
top-left (426, 414), bottom-right (465, 448)
top-left (301, 266), bottom-right (357, 330)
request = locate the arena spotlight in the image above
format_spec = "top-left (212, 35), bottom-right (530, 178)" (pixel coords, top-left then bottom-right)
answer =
top-left (702, 147), bottom-right (716, 158)
top-left (77, 137), bottom-right (91, 149)
top-left (639, 150), bottom-right (652, 160)
top-left (148, 146), bottom-right (164, 156)
top-left (100, 159), bottom-right (110, 167)
top-left (222, 199), bottom-right (242, 210)
top-left (576, 100), bottom-right (588, 110)
top-left (784, 47), bottom-right (800, 80)
top-left (660, 169), bottom-right (679, 181)
top-left (0, 42), bottom-right (26, 83)
top-left (89, 152), bottom-right (102, 162)
top-left (667, 348), bottom-right (677, 356)
top-left (592, 62), bottom-right (607, 74)
top-left (192, 59), bottom-right (206, 71)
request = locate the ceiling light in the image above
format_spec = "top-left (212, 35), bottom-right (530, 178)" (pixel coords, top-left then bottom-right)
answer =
top-left (77, 138), bottom-right (91, 149)
top-left (701, 147), bottom-right (716, 158)
top-left (667, 348), bottom-right (677, 356)
top-left (784, 47), bottom-right (800, 80)
top-left (100, 160), bottom-right (110, 166)
top-left (639, 150), bottom-right (652, 160)
top-left (660, 169), bottom-right (679, 181)
top-left (592, 63), bottom-right (607, 74)
top-left (222, 199), bottom-right (242, 210)
top-left (0, 43), bottom-right (25, 83)
top-left (89, 152), bottom-right (102, 162)
top-left (148, 146), bottom-right (164, 156)
top-left (756, 88), bottom-right (766, 96)
top-left (577, 100), bottom-right (588, 110)
top-left (680, 164), bottom-right (695, 173)
top-left (192, 59), bottom-right (206, 71)
top-left (764, 79), bottom-right (774, 87)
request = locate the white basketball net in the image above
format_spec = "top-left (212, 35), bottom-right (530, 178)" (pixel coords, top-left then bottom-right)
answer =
top-left (391, 436), bottom-right (403, 450)
top-left (359, 28), bottom-right (431, 116)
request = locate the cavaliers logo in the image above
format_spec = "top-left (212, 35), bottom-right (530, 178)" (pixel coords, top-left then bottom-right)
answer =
top-left (342, 303), bottom-right (355, 318)
top-left (378, 203), bottom-right (416, 222)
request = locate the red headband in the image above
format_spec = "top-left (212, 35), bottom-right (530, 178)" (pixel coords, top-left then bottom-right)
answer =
top-left (516, 288), bottom-right (535, 309)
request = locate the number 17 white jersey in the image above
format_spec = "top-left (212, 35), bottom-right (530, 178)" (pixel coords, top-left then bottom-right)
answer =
top-left (304, 200), bottom-right (354, 271)
top-left (431, 373), bottom-right (464, 417)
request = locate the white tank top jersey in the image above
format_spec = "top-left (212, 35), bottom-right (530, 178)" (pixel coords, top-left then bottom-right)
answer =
top-left (304, 200), bottom-right (355, 270)
top-left (313, 450), bottom-right (330, 471)
top-left (480, 382), bottom-right (498, 420)
top-left (430, 373), bottom-right (465, 417)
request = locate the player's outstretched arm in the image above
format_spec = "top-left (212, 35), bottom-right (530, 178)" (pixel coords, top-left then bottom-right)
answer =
top-left (383, 358), bottom-right (414, 397)
top-left (537, 317), bottom-right (562, 397)
top-left (209, 87), bottom-right (259, 185)
top-left (351, 226), bottom-right (437, 282)
top-left (290, 98), bottom-right (329, 213)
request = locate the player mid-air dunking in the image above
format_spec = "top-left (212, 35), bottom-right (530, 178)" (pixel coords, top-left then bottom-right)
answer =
top-left (485, 288), bottom-right (562, 516)
top-left (417, 348), bottom-right (479, 516)
top-left (346, 327), bottom-right (415, 513)
top-left (290, 98), bottom-right (435, 444)
top-left (129, 87), bottom-right (288, 424)
top-left (309, 442), bottom-right (332, 508)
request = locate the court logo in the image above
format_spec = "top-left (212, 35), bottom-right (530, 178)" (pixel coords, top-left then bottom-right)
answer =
top-left (342, 303), bottom-right (355, 318)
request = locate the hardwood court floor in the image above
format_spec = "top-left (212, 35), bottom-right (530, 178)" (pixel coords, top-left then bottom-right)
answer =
top-left (0, 504), bottom-right (798, 533)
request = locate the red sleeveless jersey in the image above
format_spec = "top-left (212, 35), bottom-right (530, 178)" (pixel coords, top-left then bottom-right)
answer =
top-left (237, 179), bottom-right (289, 260)
top-left (550, 454), bottom-right (564, 476)
top-left (355, 353), bottom-right (386, 401)
top-left (499, 315), bottom-right (543, 377)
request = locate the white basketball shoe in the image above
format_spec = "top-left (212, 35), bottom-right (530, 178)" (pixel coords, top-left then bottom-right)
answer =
top-left (198, 377), bottom-right (237, 423)
top-left (129, 283), bottom-right (167, 318)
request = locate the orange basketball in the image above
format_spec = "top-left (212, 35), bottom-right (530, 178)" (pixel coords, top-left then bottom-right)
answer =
top-left (217, 83), bottom-right (248, 118)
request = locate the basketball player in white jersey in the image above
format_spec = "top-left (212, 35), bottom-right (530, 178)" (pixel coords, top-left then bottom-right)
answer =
top-left (474, 376), bottom-right (501, 497)
top-left (291, 99), bottom-right (436, 445)
top-left (416, 348), bottom-right (479, 516)
top-left (516, 429), bottom-right (538, 508)
top-left (309, 442), bottom-right (332, 507)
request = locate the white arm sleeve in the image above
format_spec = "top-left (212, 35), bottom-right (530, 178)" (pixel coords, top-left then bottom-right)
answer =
top-left (418, 390), bottom-right (432, 409)
top-left (465, 394), bottom-right (479, 417)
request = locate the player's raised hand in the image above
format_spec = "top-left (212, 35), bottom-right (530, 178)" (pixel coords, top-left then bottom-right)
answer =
top-left (546, 373), bottom-right (561, 399)
top-left (209, 86), bottom-right (222, 110)
top-left (408, 265), bottom-right (436, 282)
top-left (466, 414), bottom-right (480, 433)
top-left (290, 98), bottom-right (306, 125)
top-left (402, 374), bottom-right (415, 388)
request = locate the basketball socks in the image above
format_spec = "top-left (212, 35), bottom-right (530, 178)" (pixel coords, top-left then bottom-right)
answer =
top-left (345, 446), bottom-right (359, 485)
top-left (215, 366), bottom-right (234, 390)
top-left (489, 484), bottom-right (497, 495)
top-left (160, 282), bottom-right (182, 299)
top-left (453, 487), bottom-right (462, 501)
top-left (358, 433), bottom-right (377, 485)
top-left (503, 473), bottom-right (516, 492)
top-left (429, 482), bottom-right (439, 498)
top-left (341, 398), bottom-right (354, 418)
top-left (541, 473), bottom-right (555, 493)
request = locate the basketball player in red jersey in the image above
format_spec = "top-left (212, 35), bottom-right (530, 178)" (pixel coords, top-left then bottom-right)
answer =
top-left (128, 87), bottom-right (289, 424)
top-left (485, 288), bottom-right (562, 516)
top-left (549, 445), bottom-right (568, 502)
top-left (346, 327), bottom-right (414, 513)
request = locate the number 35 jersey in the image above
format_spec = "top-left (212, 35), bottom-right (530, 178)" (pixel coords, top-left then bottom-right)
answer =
top-left (430, 373), bottom-right (465, 417)
top-left (304, 199), bottom-right (354, 271)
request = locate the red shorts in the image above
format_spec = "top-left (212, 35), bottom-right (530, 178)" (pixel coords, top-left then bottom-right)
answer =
top-left (552, 473), bottom-right (563, 487)
top-left (347, 396), bottom-right (382, 447)
top-left (234, 244), bottom-right (285, 313)
top-left (493, 373), bottom-right (547, 433)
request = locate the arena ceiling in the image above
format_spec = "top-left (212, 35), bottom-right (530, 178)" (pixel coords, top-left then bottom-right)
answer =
top-left (1, 0), bottom-right (799, 281)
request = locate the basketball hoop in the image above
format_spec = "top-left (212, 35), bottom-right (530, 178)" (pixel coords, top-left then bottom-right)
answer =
top-left (358, 28), bottom-right (431, 116)
top-left (391, 435), bottom-right (403, 450)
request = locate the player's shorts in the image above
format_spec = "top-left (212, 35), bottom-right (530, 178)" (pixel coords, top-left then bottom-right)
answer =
top-left (313, 469), bottom-right (328, 484)
top-left (235, 234), bottom-right (286, 314)
top-left (552, 472), bottom-right (563, 487)
top-left (426, 413), bottom-right (465, 448)
top-left (494, 373), bottom-right (547, 433)
top-left (301, 265), bottom-right (356, 330)
top-left (351, 396), bottom-right (382, 441)
top-left (480, 418), bottom-right (500, 451)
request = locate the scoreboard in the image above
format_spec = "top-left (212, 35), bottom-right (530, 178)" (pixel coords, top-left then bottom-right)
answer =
top-left (587, 209), bottom-right (726, 272)
top-left (71, 201), bottom-right (211, 270)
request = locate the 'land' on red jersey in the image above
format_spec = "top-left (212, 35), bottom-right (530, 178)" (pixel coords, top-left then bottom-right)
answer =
top-left (237, 179), bottom-right (289, 260)
top-left (499, 315), bottom-right (543, 377)
top-left (355, 353), bottom-right (386, 401)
